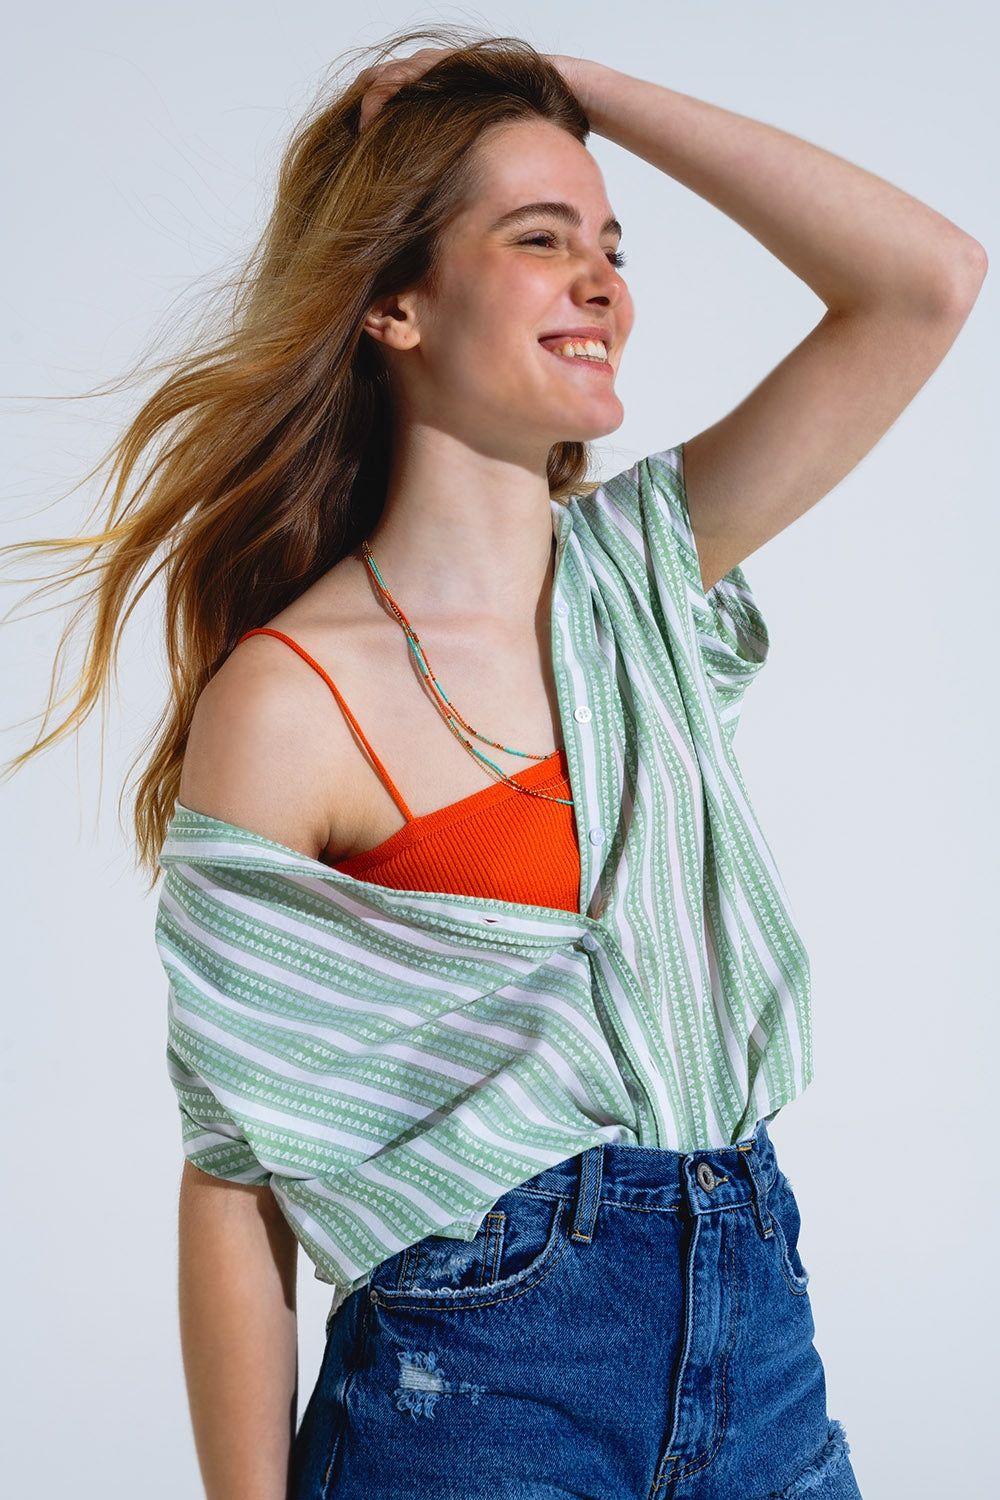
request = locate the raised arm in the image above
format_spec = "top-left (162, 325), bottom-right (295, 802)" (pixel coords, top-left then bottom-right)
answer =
top-left (555, 57), bottom-right (987, 592)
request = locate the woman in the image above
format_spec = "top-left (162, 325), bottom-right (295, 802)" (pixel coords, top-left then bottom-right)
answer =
top-left (6, 26), bottom-right (985, 1500)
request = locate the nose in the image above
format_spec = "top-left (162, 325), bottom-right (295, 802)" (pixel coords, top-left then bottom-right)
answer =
top-left (575, 250), bottom-right (626, 308)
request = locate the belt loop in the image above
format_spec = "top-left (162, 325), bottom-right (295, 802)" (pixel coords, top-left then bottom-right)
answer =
top-left (570, 1145), bottom-right (603, 1243)
top-left (738, 1139), bottom-right (773, 1240)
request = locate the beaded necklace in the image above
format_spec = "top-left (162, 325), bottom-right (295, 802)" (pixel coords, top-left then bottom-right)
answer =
top-left (360, 539), bottom-right (574, 808)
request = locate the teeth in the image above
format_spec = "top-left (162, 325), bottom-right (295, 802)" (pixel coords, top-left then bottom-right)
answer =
top-left (555, 339), bottom-right (608, 361)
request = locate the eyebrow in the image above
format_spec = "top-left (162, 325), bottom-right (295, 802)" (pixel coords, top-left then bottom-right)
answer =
top-left (488, 201), bottom-right (623, 239)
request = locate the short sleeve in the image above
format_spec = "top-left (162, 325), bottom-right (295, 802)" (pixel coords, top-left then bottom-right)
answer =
top-left (579, 442), bottom-right (770, 739)
top-left (166, 1035), bottom-right (271, 1185)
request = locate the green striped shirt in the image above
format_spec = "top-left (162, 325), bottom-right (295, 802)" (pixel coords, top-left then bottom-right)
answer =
top-left (157, 443), bottom-right (812, 1303)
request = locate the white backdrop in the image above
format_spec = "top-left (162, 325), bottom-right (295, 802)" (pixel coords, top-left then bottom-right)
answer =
top-left (2, 3), bottom-right (996, 1496)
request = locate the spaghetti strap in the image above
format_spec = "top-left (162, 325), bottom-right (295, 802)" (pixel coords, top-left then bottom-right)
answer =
top-left (234, 628), bottom-right (414, 823)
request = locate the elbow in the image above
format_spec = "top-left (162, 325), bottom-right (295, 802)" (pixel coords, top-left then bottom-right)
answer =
top-left (949, 233), bottom-right (988, 308)
top-left (838, 232), bottom-right (987, 326)
top-left (928, 232), bottom-right (988, 322)
top-left (963, 235), bottom-right (989, 286)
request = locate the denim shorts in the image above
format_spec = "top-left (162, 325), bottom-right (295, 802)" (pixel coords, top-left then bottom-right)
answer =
top-left (289, 1122), bottom-right (862, 1499)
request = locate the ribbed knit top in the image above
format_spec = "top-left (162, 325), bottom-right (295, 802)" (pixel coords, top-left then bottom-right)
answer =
top-left (233, 628), bottom-right (581, 913)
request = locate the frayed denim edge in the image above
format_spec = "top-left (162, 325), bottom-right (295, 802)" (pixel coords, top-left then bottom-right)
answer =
top-left (771, 1421), bottom-right (851, 1497)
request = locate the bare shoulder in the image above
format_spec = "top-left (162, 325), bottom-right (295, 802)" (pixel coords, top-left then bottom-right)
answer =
top-left (178, 630), bottom-right (343, 859)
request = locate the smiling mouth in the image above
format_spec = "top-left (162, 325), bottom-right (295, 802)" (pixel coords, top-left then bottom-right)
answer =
top-left (540, 337), bottom-right (612, 369)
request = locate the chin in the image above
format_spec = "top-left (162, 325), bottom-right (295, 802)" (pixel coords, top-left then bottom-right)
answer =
top-left (557, 408), bottom-right (626, 444)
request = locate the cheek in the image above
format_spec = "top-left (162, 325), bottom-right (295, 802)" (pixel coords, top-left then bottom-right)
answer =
top-left (425, 282), bottom-right (538, 380)
top-left (423, 283), bottom-right (509, 366)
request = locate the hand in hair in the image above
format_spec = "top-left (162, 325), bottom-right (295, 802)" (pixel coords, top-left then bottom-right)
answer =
top-left (357, 46), bottom-right (459, 131)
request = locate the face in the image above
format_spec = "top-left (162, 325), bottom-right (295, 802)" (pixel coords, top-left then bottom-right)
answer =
top-left (372, 116), bottom-right (635, 462)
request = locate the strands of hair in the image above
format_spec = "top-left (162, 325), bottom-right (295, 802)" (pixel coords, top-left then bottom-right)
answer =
top-left (1, 27), bottom-right (598, 884)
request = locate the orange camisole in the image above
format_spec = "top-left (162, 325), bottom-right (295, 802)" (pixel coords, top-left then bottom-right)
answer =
top-left (235, 629), bottom-right (581, 912)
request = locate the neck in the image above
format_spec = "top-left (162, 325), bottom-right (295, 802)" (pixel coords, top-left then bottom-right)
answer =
top-left (361, 424), bottom-right (559, 624)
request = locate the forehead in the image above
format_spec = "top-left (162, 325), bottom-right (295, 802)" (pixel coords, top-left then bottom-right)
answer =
top-left (458, 117), bottom-right (614, 225)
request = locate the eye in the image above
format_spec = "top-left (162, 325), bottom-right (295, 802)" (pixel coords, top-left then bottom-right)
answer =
top-left (521, 232), bottom-right (629, 271)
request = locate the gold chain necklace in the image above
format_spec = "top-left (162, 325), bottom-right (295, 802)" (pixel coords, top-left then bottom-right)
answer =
top-left (360, 540), bottom-right (574, 807)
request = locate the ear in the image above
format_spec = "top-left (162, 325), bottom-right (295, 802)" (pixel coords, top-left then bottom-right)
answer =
top-left (362, 291), bottom-right (421, 350)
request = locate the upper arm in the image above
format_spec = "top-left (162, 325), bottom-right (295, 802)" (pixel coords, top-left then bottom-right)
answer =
top-left (179, 638), bottom-right (334, 859)
top-left (682, 245), bottom-right (987, 594)
top-left (180, 1158), bottom-right (292, 1236)
top-left (177, 1159), bottom-right (298, 1330)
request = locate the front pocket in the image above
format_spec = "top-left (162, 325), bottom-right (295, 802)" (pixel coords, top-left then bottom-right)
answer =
top-left (768, 1169), bottom-right (810, 1294)
top-left (369, 1191), bottom-right (569, 1313)
top-left (405, 1207), bottom-right (509, 1292)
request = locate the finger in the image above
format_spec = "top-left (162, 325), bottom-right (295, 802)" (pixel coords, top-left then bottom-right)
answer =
top-left (359, 87), bottom-right (393, 130)
top-left (357, 47), bottom-right (458, 131)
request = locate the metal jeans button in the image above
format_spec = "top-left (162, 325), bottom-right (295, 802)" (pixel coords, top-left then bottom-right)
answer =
top-left (696, 1162), bottom-right (718, 1193)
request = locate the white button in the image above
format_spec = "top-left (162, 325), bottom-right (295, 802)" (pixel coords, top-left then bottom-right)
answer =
top-left (573, 705), bottom-right (592, 724)
top-left (554, 601), bottom-right (569, 618)
top-left (581, 932), bottom-right (599, 952)
top-left (588, 826), bottom-right (605, 846)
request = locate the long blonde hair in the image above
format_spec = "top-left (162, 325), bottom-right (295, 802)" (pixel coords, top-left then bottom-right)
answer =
top-left (2, 28), bottom-right (594, 882)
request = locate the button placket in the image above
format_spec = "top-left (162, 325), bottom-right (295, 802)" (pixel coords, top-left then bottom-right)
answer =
top-left (547, 517), bottom-right (611, 920)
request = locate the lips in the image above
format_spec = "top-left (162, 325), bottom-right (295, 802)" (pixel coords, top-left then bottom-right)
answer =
top-left (539, 330), bottom-right (611, 367)
top-left (539, 327), bottom-right (612, 353)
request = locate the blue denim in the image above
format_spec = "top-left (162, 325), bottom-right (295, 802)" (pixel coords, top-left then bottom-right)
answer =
top-left (289, 1122), bottom-right (862, 1499)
